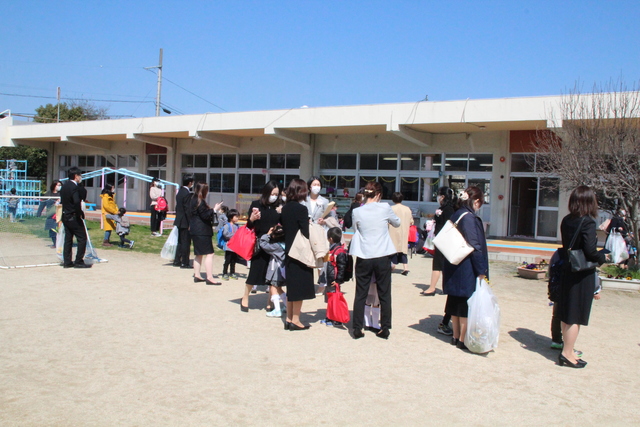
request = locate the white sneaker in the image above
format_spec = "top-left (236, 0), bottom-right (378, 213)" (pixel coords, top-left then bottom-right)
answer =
top-left (266, 310), bottom-right (282, 318)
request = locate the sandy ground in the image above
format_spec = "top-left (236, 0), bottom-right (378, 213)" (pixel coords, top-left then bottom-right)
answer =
top-left (1, 246), bottom-right (640, 426)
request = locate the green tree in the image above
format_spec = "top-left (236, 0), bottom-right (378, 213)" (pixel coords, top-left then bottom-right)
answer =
top-left (34, 100), bottom-right (109, 123)
top-left (0, 146), bottom-right (48, 180)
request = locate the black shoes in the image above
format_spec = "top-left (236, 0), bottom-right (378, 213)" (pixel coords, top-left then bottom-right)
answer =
top-left (194, 276), bottom-right (205, 283)
top-left (205, 279), bottom-right (221, 285)
top-left (288, 323), bottom-right (310, 331)
top-left (558, 354), bottom-right (587, 368)
top-left (179, 264), bottom-right (191, 269)
top-left (456, 340), bottom-right (469, 351)
top-left (353, 329), bottom-right (365, 339)
top-left (240, 304), bottom-right (249, 312)
top-left (451, 337), bottom-right (459, 346)
top-left (376, 329), bottom-right (390, 339)
top-left (73, 262), bottom-right (91, 269)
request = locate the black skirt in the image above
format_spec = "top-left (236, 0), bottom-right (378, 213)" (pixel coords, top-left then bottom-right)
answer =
top-left (285, 257), bottom-right (315, 302)
top-left (192, 235), bottom-right (214, 256)
top-left (432, 248), bottom-right (444, 271)
top-left (246, 249), bottom-right (271, 286)
top-left (445, 295), bottom-right (469, 318)
top-left (557, 269), bottom-right (596, 326)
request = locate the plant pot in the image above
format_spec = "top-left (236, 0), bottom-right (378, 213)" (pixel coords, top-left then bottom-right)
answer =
top-left (517, 267), bottom-right (547, 280)
top-left (599, 276), bottom-right (640, 292)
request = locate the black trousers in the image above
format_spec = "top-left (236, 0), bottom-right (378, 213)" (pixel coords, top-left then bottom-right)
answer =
top-left (62, 215), bottom-right (88, 265)
top-left (551, 303), bottom-right (563, 343)
top-left (150, 208), bottom-right (160, 233)
top-left (223, 251), bottom-right (238, 274)
top-left (174, 227), bottom-right (191, 265)
top-left (352, 256), bottom-right (392, 331)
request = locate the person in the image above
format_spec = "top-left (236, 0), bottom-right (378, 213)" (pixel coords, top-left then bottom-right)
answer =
top-left (59, 167), bottom-right (91, 268)
top-left (7, 188), bottom-right (19, 222)
top-left (342, 192), bottom-right (363, 230)
top-left (106, 207), bottom-right (134, 249)
top-left (389, 192), bottom-right (414, 275)
top-left (189, 183), bottom-right (223, 285)
top-left (556, 186), bottom-right (608, 368)
top-left (173, 175), bottom-right (194, 268)
top-left (241, 181), bottom-right (282, 312)
top-left (149, 178), bottom-right (163, 237)
top-left (350, 181), bottom-right (401, 340)
top-left (343, 188), bottom-right (350, 198)
top-left (605, 209), bottom-right (631, 266)
top-left (217, 205), bottom-right (229, 229)
top-left (259, 224), bottom-right (288, 318)
top-left (442, 186), bottom-right (489, 351)
top-left (321, 227), bottom-right (348, 327)
top-left (40, 180), bottom-right (62, 246)
top-left (221, 209), bottom-right (240, 280)
top-left (100, 184), bottom-right (118, 247)
top-left (282, 178), bottom-right (316, 330)
top-left (303, 176), bottom-right (331, 224)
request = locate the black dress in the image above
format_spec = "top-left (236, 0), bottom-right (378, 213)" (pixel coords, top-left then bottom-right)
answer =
top-left (281, 201), bottom-right (315, 302)
top-left (558, 215), bottom-right (606, 325)
top-left (432, 204), bottom-right (455, 271)
top-left (245, 200), bottom-right (281, 286)
top-left (189, 199), bottom-right (215, 256)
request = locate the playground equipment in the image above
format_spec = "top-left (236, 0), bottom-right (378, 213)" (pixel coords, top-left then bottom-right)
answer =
top-left (0, 159), bottom-right (42, 219)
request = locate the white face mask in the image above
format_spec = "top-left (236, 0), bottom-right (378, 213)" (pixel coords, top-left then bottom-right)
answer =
top-left (281, 196), bottom-right (287, 202)
top-left (268, 195), bottom-right (278, 204)
top-left (154, 182), bottom-right (160, 187)
top-left (55, 185), bottom-right (62, 191)
top-left (311, 185), bottom-right (321, 195)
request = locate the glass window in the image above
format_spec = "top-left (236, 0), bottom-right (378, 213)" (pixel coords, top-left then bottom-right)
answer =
top-left (338, 154), bottom-right (357, 169)
top-left (148, 155), bottom-right (158, 168)
top-left (222, 173), bottom-right (235, 193)
top-left (320, 175), bottom-right (336, 189)
top-left (286, 154), bottom-right (301, 169)
top-left (338, 175), bottom-right (356, 189)
top-left (98, 155), bottom-right (116, 168)
top-left (118, 155), bottom-right (129, 167)
top-left (320, 154), bottom-right (337, 169)
top-left (379, 154), bottom-right (397, 170)
top-left (271, 174), bottom-right (285, 187)
top-left (157, 155), bottom-right (166, 167)
top-left (539, 179), bottom-right (559, 207)
top-left (469, 178), bottom-right (491, 205)
top-left (426, 154), bottom-right (442, 171)
top-left (78, 155), bottom-right (88, 167)
top-left (194, 155), bottom-right (207, 168)
top-left (359, 176), bottom-right (377, 190)
top-left (270, 154), bottom-right (286, 169)
top-left (193, 173), bottom-right (207, 186)
top-left (446, 154), bottom-right (468, 171)
top-left (379, 177), bottom-right (396, 199)
top-left (511, 154), bottom-right (534, 173)
top-left (252, 174), bottom-right (266, 194)
top-left (400, 176), bottom-right (420, 201)
top-left (182, 155), bottom-right (193, 168)
top-left (537, 210), bottom-right (558, 238)
top-left (238, 173), bottom-right (251, 193)
top-left (448, 175), bottom-right (467, 193)
top-left (209, 173), bottom-right (221, 192)
top-left (239, 155), bottom-right (252, 168)
top-left (469, 154), bottom-right (493, 172)
top-left (401, 154), bottom-right (420, 171)
top-left (253, 155), bottom-right (268, 169)
top-left (360, 154), bottom-right (377, 170)
top-left (223, 155), bottom-right (236, 168)
top-left (283, 174), bottom-right (299, 188)
top-left (422, 178), bottom-right (439, 202)
top-left (210, 155), bottom-right (222, 168)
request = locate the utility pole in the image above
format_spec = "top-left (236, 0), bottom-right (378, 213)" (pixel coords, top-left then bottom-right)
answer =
top-left (57, 87), bottom-right (61, 122)
top-left (145, 48), bottom-right (163, 116)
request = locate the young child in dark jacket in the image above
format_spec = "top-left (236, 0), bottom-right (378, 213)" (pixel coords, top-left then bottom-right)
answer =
top-left (221, 209), bottom-right (239, 280)
top-left (106, 207), bottom-right (134, 249)
top-left (322, 227), bottom-right (348, 326)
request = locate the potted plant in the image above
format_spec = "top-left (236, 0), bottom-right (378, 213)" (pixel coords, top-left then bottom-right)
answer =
top-left (599, 264), bottom-right (640, 292)
top-left (517, 262), bottom-right (548, 280)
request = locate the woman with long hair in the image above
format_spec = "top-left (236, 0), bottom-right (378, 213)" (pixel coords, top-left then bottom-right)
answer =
top-left (149, 178), bottom-right (163, 237)
top-left (350, 181), bottom-right (401, 340)
top-left (424, 186), bottom-right (457, 296)
top-left (281, 178), bottom-right (315, 330)
top-left (189, 182), bottom-right (223, 285)
top-left (557, 186), bottom-right (608, 368)
top-left (442, 186), bottom-right (488, 351)
top-left (100, 184), bottom-right (118, 247)
top-left (241, 180), bottom-right (283, 312)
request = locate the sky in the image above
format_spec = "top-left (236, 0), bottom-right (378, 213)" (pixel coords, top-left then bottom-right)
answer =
top-left (2, 1), bottom-right (639, 120)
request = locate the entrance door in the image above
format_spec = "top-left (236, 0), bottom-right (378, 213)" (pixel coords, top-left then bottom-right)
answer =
top-left (509, 177), bottom-right (559, 239)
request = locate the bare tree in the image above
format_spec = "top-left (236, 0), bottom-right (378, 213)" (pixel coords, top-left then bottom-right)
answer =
top-left (535, 80), bottom-right (640, 245)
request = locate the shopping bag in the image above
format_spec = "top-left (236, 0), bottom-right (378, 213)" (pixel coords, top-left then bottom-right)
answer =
top-left (326, 284), bottom-right (350, 323)
top-left (408, 225), bottom-right (418, 243)
top-left (465, 277), bottom-right (500, 354)
top-left (161, 226), bottom-right (179, 260)
top-left (432, 212), bottom-right (473, 265)
top-left (423, 226), bottom-right (436, 255)
top-left (227, 225), bottom-right (256, 261)
top-left (55, 224), bottom-right (65, 261)
top-left (605, 231), bottom-right (629, 264)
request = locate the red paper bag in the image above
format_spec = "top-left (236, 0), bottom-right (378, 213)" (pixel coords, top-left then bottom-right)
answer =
top-left (326, 284), bottom-right (350, 323)
top-left (408, 225), bottom-right (418, 243)
top-left (226, 225), bottom-right (256, 261)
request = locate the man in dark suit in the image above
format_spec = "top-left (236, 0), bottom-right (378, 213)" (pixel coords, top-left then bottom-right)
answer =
top-left (60, 166), bottom-right (91, 268)
top-left (173, 174), bottom-right (194, 268)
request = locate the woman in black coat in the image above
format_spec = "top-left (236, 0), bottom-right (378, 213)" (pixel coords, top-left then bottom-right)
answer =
top-left (241, 181), bottom-right (282, 312)
top-left (190, 183), bottom-right (223, 285)
top-left (281, 178), bottom-right (315, 331)
top-left (557, 186), bottom-right (608, 368)
top-left (424, 186), bottom-right (457, 296)
top-left (442, 186), bottom-right (488, 351)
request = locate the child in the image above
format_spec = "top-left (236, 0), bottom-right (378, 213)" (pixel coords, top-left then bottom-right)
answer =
top-left (321, 227), bottom-right (349, 327)
top-left (221, 209), bottom-right (239, 280)
top-left (7, 188), bottom-right (19, 222)
top-left (259, 224), bottom-right (288, 318)
top-left (217, 205), bottom-right (229, 229)
top-left (364, 277), bottom-right (381, 333)
top-left (106, 207), bottom-right (135, 249)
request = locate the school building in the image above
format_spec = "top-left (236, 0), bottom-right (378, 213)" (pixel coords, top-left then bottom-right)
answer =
top-left (1, 95), bottom-right (571, 241)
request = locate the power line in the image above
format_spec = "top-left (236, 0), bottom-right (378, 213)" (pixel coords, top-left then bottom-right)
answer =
top-left (144, 68), bottom-right (226, 112)
top-left (0, 92), bottom-right (153, 104)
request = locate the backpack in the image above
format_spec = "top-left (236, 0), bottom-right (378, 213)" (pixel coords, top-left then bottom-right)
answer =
top-left (217, 223), bottom-right (229, 250)
top-left (155, 196), bottom-right (168, 212)
top-left (548, 248), bottom-right (566, 302)
top-left (343, 208), bottom-right (353, 229)
top-left (330, 244), bottom-right (354, 282)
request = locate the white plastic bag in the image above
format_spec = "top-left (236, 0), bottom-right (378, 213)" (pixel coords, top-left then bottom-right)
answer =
top-left (161, 226), bottom-right (179, 260)
top-left (465, 277), bottom-right (500, 354)
top-left (55, 224), bottom-right (65, 261)
top-left (605, 231), bottom-right (629, 264)
top-left (423, 226), bottom-right (435, 253)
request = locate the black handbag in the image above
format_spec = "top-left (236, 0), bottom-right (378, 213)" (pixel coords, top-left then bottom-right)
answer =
top-left (567, 217), bottom-right (599, 273)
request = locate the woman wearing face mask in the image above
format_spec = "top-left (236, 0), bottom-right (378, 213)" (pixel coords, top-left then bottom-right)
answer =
top-left (442, 186), bottom-right (489, 351)
top-left (39, 180), bottom-right (62, 247)
top-left (241, 180), bottom-right (283, 312)
top-left (303, 176), bottom-right (333, 224)
top-left (100, 184), bottom-right (118, 247)
top-left (149, 178), bottom-right (163, 237)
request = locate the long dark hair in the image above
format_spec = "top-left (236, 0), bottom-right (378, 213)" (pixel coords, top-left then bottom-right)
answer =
top-left (568, 185), bottom-right (598, 218)
top-left (50, 180), bottom-right (61, 193)
top-left (194, 182), bottom-right (209, 209)
top-left (260, 180), bottom-right (281, 207)
top-left (101, 184), bottom-right (114, 196)
top-left (457, 186), bottom-right (484, 211)
top-left (438, 186), bottom-right (457, 209)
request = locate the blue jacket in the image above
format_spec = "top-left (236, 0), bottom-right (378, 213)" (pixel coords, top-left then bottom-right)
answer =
top-left (442, 206), bottom-right (489, 298)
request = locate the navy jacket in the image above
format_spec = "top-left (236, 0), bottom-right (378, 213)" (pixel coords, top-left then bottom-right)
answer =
top-left (174, 186), bottom-right (192, 229)
top-left (442, 206), bottom-right (489, 298)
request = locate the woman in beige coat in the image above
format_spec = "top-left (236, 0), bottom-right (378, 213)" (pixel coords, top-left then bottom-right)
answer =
top-left (389, 192), bottom-right (414, 275)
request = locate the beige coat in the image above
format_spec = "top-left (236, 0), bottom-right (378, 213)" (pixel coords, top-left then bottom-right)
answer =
top-left (389, 203), bottom-right (414, 254)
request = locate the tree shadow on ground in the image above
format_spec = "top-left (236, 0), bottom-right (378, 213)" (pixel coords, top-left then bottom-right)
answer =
top-left (508, 328), bottom-right (558, 362)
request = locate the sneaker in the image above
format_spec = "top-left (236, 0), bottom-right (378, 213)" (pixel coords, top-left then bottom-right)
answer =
top-left (230, 273), bottom-right (238, 280)
top-left (250, 286), bottom-right (258, 294)
top-left (550, 341), bottom-right (563, 350)
top-left (222, 274), bottom-right (230, 280)
top-left (437, 323), bottom-right (453, 336)
top-left (129, 241), bottom-right (135, 249)
top-left (320, 319), bottom-right (333, 326)
top-left (266, 310), bottom-right (282, 318)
